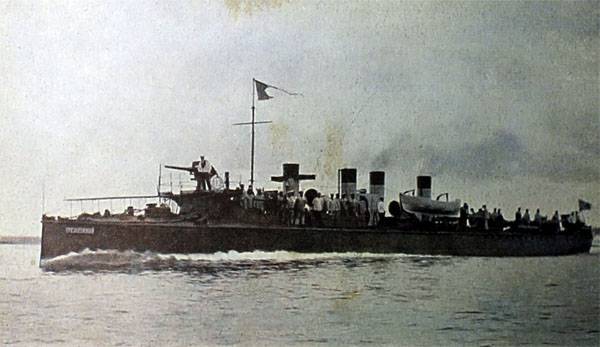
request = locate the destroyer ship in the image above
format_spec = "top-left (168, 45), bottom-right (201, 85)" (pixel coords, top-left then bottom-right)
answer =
top-left (40, 80), bottom-right (593, 259)
top-left (40, 160), bottom-right (593, 259)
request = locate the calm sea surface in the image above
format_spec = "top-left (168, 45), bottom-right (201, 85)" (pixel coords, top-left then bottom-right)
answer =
top-left (1, 239), bottom-right (598, 346)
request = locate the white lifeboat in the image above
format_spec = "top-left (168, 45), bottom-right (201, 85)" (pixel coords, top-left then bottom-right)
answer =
top-left (400, 194), bottom-right (461, 217)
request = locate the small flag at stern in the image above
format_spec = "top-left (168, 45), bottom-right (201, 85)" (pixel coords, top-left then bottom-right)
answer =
top-left (578, 199), bottom-right (592, 211)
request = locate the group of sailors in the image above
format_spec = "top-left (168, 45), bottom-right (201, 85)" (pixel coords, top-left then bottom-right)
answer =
top-left (238, 185), bottom-right (385, 228)
top-left (459, 204), bottom-right (506, 230)
top-left (459, 203), bottom-right (586, 232)
top-left (232, 181), bottom-right (587, 232)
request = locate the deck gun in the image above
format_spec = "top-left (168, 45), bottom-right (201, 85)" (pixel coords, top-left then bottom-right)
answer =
top-left (165, 162), bottom-right (218, 191)
top-left (164, 164), bottom-right (198, 175)
top-left (165, 163), bottom-right (202, 189)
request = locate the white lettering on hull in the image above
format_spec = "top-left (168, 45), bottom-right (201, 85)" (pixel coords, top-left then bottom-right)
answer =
top-left (65, 227), bottom-right (94, 235)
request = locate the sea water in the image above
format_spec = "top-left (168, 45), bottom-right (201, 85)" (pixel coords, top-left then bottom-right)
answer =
top-left (1, 239), bottom-right (598, 346)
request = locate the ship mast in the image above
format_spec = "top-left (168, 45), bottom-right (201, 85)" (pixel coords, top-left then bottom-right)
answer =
top-left (251, 84), bottom-right (255, 186)
top-left (233, 79), bottom-right (272, 187)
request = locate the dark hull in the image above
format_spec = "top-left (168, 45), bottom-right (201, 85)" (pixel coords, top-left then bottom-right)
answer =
top-left (40, 219), bottom-right (594, 259)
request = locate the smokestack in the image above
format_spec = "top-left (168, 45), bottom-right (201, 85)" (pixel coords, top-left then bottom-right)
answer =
top-left (283, 163), bottom-right (299, 177)
top-left (369, 171), bottom-right (385, 200)
top-left (340, 168), bottom-right (357, 198)
top-left (271, 163), bottom-right (316, 195)
top-left (224, 172), bottom-right (230, 190)
top-left (417, 176), bottom-right (431, 199)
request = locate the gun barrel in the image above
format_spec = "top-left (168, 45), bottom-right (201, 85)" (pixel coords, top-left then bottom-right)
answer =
top-left (164, 165), bottom-right (195, 172)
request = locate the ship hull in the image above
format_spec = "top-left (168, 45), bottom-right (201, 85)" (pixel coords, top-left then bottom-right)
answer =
top-left (40, 219), bottom-right (594, 259)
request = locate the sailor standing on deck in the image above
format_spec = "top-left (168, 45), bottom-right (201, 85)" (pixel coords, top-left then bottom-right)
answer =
top-left (286, 192), bottom-right (296, 225)
top-left (482, 205), bottom-right (490, 230)
top-left (312, 193), bottom-right (324, 227)
top-left (469, 208), bottom-right (477, 227)
top-left (327, 194), bottom-right (335, 213)
top-left (496, 209), bottom-right (505, 227)
top-left (277, 192), bottom-right (286, 223)
top-left (551, 210), bottom-right (561, 231)
top-left (294, 191), bottom-right (306, 226)
top-left (458, 203), bottom-right (469, 230)
top-left (254, 189), bottom-right (265, 213)
top-left (350, 194), bottom-right (359, 224)
top-left (523, 209), bottom-right (531, 225)
top-left (359, 195), bottom-right (369, 227)
top-left (534, 209), bottom-right (543, 226)
top-left (195, 155), bottom-right (217, 191)
top-left (515, 207), bottom-right (523, 226)
top-left (246, 185), bottom-right (255, 208)
top-left (377, 197), bottom-right (385, 227)
top-left (331, 193), bottom-right (341, 226)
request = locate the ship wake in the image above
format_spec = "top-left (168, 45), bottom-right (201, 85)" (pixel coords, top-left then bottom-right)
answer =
top-left (40, 248), bottom-right (451, 273)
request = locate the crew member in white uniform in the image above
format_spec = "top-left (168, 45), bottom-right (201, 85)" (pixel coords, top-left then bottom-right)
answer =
top-left (195, 155), bottom-right (215, 191)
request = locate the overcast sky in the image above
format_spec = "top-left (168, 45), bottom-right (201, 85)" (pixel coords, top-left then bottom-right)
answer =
top-left (1, 0), bottom-right (598, 235)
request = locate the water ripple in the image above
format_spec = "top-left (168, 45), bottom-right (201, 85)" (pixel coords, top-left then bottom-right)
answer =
top-left (2, 244), bottom-right (598, 346)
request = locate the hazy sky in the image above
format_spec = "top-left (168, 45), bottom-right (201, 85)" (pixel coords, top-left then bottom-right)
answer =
top-left (1, 0), bottom-right (598, 235)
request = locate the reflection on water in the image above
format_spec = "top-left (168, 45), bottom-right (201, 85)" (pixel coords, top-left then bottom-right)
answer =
top-left (2, 243), bottom-right (599, 346)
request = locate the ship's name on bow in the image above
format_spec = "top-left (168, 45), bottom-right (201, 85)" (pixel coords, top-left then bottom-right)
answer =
top-left (65, 227), bottom-right (94, 235)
